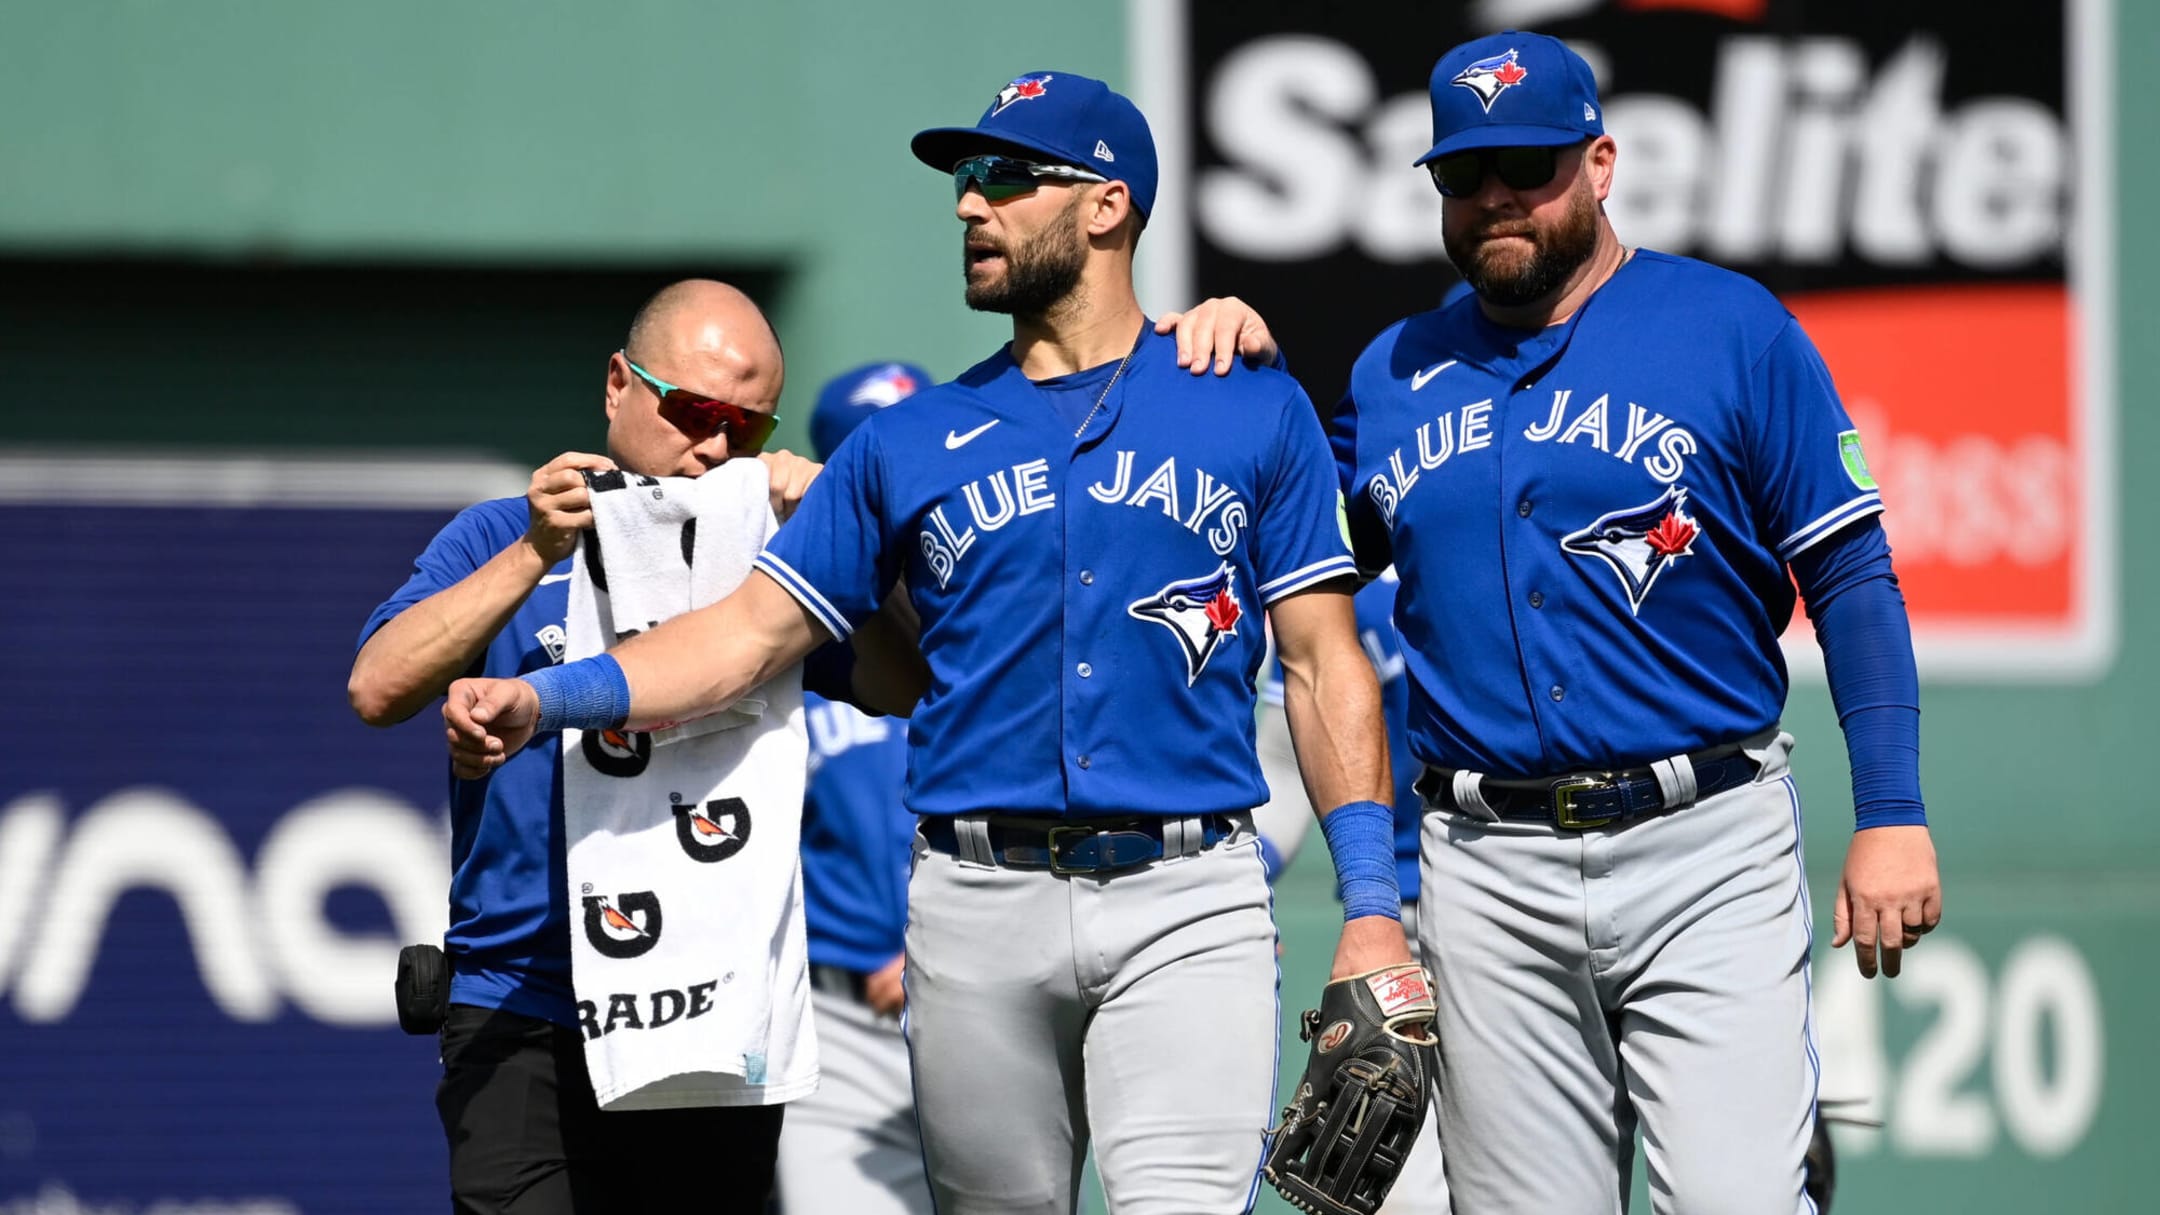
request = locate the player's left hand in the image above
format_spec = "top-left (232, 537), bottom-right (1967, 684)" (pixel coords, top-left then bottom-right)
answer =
top-left (865, 954), bottom-right (906, 1017)
top-left (1833, 824), bottom-right (1942, 979)
top-left (757, 450), bottom-right (822, 521)
top-left (1156, 296), bottom-right (1280, 376)
top-left (1328, 913), bottom-right (1417, 982)
top-left (443, 677), bottom-right (542, 780)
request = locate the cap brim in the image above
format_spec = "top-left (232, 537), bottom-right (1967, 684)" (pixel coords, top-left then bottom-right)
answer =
top-left (911, 126), bottom-right (1069, 172)
top-left (1413, 124), bottom-right (1589, 166)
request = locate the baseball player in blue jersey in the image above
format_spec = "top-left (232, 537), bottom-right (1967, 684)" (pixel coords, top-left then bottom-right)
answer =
top-left (349, 281), bottom-right (923, 1213)
top-left (1316, 32), bottom-right (1944, 1213)
top-left (774, 361), bottom-right (936, 1215)
top-left (440, 71), bottom-right (1423, 1215)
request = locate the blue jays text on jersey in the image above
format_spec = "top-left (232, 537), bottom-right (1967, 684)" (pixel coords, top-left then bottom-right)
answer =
top-left (1335, 251), bottom-right (1884, 778)
top-left (757, 328), bottom-right (1357, 820)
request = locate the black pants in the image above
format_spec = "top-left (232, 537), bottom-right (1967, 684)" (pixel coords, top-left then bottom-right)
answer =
top-left (437, 1004), bottom-right (784, 1214)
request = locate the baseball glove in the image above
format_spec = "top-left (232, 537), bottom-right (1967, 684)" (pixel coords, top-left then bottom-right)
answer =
top-left (1264, 963), bottom-right (1438, 1215)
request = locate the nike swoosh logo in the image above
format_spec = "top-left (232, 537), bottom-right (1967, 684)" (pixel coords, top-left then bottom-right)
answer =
top-left (539, 572), bottom-right (573, 585)
top-left (1411, 361), bottom-right (1458, 391)
top-left (945, 420), bottom-right (1000, 449)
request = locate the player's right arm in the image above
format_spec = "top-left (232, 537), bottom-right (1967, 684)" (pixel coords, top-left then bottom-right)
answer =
top-left (443, 569), bottom-right (830, 778)
top-left (349, 452), bottom-right (615, 726)
top-left (446, 416), bottom-right (902, 777)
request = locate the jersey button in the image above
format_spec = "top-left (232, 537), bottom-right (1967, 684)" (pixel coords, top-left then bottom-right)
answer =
top-left (1549, 684), bottom-right (1565, 702)
top-left (1079, 569), bottom-right (1095, 585)
top-left (1517, 499), bottom-right (1533, 518)
top-left (1077, 662), bottom-right (1093, 678)
top-left (1077, 754), bottom-right (1092, 769)
top-left (1529, 591), bottom-right (1544, 609)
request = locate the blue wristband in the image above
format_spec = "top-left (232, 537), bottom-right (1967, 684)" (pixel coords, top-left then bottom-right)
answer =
top-left (524, 654), bottom-right (631, 735)
top-left (1321, 799), bottom-right (1401, 922)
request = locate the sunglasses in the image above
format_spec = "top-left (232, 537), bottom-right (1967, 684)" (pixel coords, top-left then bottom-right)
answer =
top-left (952, 153), bottom-right (1109, 203)
top-left (1426, 143), bottom-right (1577, 199)
top-left (623, 355), bottom-right (780, 452)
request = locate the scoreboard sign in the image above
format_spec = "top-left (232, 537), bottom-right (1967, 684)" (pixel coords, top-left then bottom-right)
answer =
top-left (1134, 0), bottom-right (2115, 678)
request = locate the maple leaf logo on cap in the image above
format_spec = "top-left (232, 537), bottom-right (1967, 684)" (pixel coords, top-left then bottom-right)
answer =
top-left (991, 74), bottom-right (1053, 116)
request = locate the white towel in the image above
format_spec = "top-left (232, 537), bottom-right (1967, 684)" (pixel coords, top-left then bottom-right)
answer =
top-left (562, 460), bottom-right (816, 1109)
top-left (578, 467), bottom-right (765, 743)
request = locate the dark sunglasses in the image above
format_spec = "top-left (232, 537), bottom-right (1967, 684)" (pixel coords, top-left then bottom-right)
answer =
top-left (623, 355), bottom-right (780, 452)
top-left (1426, 143), bottom-right (1577, 199)
top-left (952, 153), bottom-right (1109, 203)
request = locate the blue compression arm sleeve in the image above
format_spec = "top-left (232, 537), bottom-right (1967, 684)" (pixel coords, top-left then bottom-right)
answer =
top-left (1789, 518), bottom-right (1926, 830)
top-left (1320, 800), bottom-right (1401, 921)
top-left (524, 654), bottom-right (631, 735)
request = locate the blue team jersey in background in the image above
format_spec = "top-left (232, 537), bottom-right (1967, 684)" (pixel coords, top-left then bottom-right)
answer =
top-left (799, 692), bottom-right (912, 973)
top-left (1263, 571), bottom-right (1420, 899)
top-left (757, 328), bottom-right (1358, 819)
top-left (360, 498), bottom-right (578, 1025)
top-left (1336, 251), bottom-right (1883, 777)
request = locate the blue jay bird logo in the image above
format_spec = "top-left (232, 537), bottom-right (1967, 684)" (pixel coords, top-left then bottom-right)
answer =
top-left (1452, 49), bottom-right (1529, 113)
top-left (1560, 486), bottom-right (1703, 615)
top-left (991, 74), bottom-right (1053, 116)
top-left (1129, 563), bottom-right (1244, 686)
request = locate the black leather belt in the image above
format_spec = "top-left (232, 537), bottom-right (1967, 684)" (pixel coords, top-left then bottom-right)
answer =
top-left (919, 814), bottom-right (1237, 874)
top-left (1415, 742), bottom-right (1762, 830)
top-left (809, 963), bottom-right (870, 1004)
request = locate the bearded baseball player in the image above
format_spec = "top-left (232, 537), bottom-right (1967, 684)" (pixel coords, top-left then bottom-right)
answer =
top-left (1318, 31), bottom-right (1944, 1212)
top-left (442, 71), bottom-right (1427, 1215)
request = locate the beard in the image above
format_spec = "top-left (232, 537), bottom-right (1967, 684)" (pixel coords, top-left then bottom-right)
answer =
top-left (1445, 181), bottom-right (1601, 307)
top-left (963, 194), bottom-right (1089, 317)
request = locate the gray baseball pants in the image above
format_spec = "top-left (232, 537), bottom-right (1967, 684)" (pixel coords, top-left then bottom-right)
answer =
top-left (1413, 733), bottom-right (1818, 1214)
top-left (902, 816), bottom-right (1279, 1215)
top-left (774, 986), bottom-right (933, 1215)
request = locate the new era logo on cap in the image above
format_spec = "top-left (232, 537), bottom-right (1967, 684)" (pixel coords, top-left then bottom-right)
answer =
top-left (1093, 139), bottom-right (1115, 162)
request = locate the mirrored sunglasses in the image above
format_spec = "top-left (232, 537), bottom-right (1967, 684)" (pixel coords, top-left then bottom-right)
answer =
top-left (624, 356), bottom-right (779, 452)
top-left (952, 153), bottom-right (1109, 203)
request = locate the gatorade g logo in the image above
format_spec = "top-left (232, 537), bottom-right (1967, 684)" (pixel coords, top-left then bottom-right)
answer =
top-left (582, 727), bottom-right (652, 778)
top-left (583, 891), bottom-right (663, 959)
top-left (672, 796), bottom-right (752, 864)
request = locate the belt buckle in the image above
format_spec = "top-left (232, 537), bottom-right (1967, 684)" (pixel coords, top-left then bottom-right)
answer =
top-left (1046, 824), bottom-right (1095, 874)
top-left (1552, 775), bottom-right (1617, 830)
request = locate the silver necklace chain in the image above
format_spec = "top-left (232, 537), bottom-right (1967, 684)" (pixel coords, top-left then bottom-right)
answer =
top-left (1071, 331), bottom-right (1142, 440)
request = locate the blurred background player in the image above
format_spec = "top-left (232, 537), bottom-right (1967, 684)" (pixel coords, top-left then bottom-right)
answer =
top-left (774, 361), bottom-right (938, 1215)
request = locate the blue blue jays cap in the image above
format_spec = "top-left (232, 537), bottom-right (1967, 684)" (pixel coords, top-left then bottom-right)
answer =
top-left (911, 71), bottom-right (1159, 218)
top-left (810, 361), bottom-right (932, 461)
top-left (1416, 31), bottom-right (1604, 165)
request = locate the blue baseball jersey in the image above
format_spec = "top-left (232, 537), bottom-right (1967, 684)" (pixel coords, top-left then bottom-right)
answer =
top-left (757, 327), bottom-right (1358, 819)
top-left (799, 692), bottom-right (913, 973)
top-left (1262, 570), bottom-right (1420, 898)
top-left (360, 498), bottom-right (579, 1025)
top-left (1336, 251), bottom-right (1883, 777)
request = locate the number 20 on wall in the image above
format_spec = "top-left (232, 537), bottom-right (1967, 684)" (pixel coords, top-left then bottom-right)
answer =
top-left (1815, 934), bottom-right (2104, 1159)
